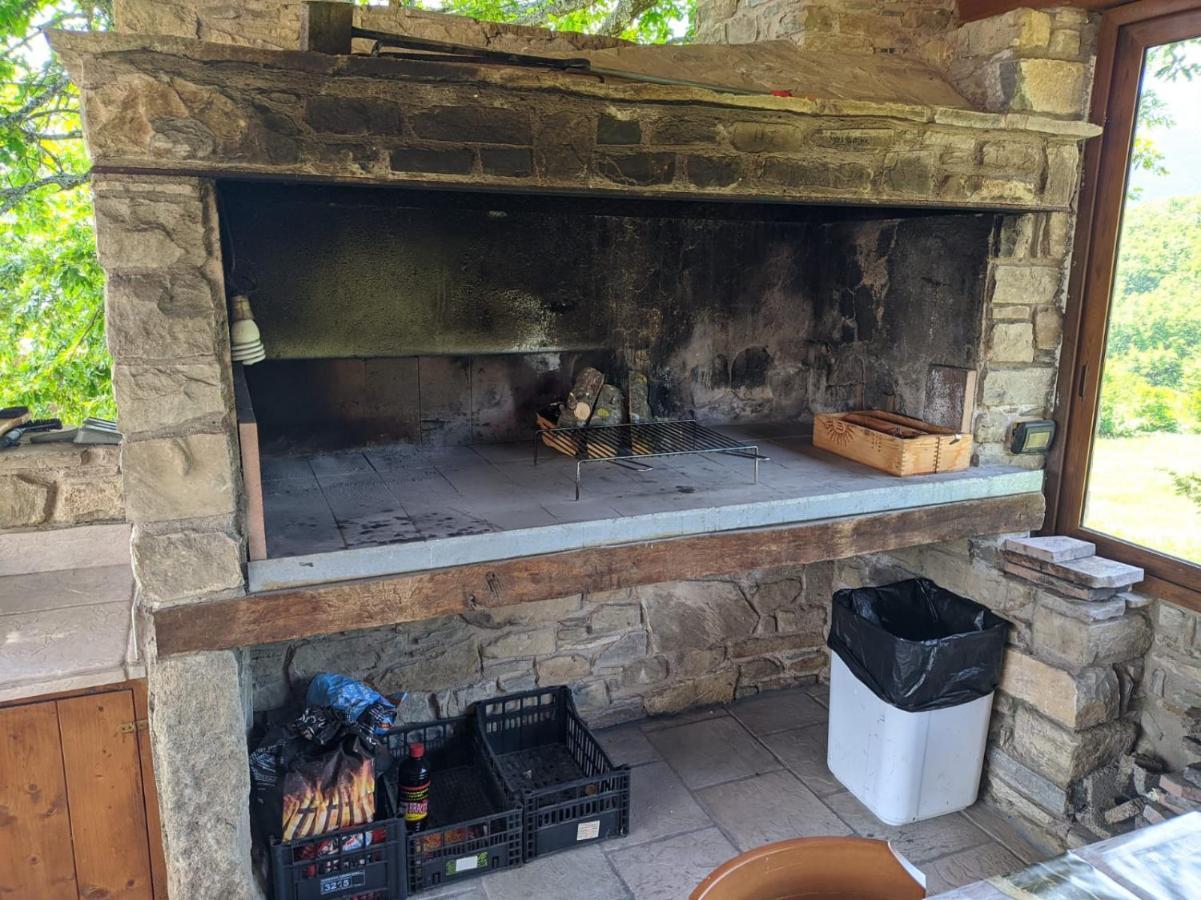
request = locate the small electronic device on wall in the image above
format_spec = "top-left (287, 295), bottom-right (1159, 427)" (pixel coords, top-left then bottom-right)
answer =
top-left (1010, 420), bottom-right (1056, 454)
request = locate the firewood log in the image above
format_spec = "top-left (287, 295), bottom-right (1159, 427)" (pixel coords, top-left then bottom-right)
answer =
top-left (627, 372), bottom-right (650, 423)
top-left (562, 366), bottom-right (605, 424)
top-left (590, 384), bottom-right (626, 426)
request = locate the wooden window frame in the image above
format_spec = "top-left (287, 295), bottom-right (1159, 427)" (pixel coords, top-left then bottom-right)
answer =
top-left (1046, 0), bottom-right (1201, 610)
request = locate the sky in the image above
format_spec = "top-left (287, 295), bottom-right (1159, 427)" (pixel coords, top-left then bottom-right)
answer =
top-left (1125, 40), bottom-right (1201, 205)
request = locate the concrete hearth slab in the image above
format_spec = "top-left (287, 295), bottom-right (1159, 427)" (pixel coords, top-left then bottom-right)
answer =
top-left (249, 430), bottom-right (1042, 592)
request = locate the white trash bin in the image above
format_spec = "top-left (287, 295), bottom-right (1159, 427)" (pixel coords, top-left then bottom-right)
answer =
top-left (826, 654), bottom-right (992, 826)
top-left (825, 578), bottom-right (1008, 827)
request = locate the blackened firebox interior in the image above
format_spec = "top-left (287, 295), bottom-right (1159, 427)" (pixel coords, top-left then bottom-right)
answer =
top-left (219, 181), bottom-right (994, 453)
top-left (217, 181), bottom-right (997, 560)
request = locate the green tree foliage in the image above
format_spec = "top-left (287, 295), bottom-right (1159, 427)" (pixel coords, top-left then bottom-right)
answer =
top-left (2, 1), bottom-right (112, 422)
top-left (1099, 196), bottom-right (1201, 440)
top-left (1, 0), bottom-right (690, 423)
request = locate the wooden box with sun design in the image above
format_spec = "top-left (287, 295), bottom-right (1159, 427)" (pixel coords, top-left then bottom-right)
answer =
top-left (813, 410), bottom-right (972, 476)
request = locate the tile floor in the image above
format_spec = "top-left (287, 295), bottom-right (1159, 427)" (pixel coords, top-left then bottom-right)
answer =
top-left (420, 684), bottom-right (1050, 899)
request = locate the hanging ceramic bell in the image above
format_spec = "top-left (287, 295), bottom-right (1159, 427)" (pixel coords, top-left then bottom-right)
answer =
top-left (229, 295), bottom-right (265, 365)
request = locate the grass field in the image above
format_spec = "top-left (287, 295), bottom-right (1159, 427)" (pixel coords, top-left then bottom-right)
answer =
top-left (1083, 433), bottom-right (1201, 565)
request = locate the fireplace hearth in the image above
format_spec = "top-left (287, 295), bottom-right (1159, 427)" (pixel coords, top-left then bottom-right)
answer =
top-left (218, 181), bottom-right (1005, 571)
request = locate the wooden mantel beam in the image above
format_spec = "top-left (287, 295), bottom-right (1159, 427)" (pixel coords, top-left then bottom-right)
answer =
top-left (154, 492), bottom-right (1044, 656)
top-left (958, 0), bottom-right (1131, 21)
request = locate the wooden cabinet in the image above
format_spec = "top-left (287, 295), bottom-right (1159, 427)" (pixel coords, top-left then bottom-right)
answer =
top-left (0, 682), bottom-right (167, 899)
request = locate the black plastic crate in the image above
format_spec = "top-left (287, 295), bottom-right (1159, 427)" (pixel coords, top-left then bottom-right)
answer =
top-left (270, 818), bottom-right (404, 900)
top-left (381, 717), bottom-right (523, 894)
top-left (477, 687), bottom-right (631, 860)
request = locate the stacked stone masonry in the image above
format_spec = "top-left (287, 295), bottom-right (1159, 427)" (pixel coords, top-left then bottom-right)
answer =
top-left (1141, 603), bottom-right (1201, 772)
top-left (249, 566), bottom-right (833, 726)
top-left (91, 174), bottom-right (253, 899)
top-left (53, 31), bottom-right (1093, 214)
top-left (114, 0), bottom-right (631, 54)
top-left (0, 442), bottom-right (123, 530)
top-left (696, 0), bottom-right (956, 54)
top-left (934, 8), bottom-right (1098, 118)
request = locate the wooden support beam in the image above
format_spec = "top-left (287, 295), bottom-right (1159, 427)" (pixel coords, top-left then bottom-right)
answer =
top-left (154, 492), bottom-right (1044, 656)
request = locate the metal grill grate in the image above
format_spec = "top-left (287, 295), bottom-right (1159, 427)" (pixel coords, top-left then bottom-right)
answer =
top-left (534, 419), bottom-right (768, 500)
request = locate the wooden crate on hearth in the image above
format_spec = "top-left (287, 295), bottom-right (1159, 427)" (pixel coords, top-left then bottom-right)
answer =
top-left (813, 410), bottom-right (971, 476)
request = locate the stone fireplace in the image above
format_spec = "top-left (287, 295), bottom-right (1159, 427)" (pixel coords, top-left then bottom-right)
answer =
top-left (52, 1), bottom-right (1132, 895)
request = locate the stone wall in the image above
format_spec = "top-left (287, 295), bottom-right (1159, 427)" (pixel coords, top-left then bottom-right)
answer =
top-left (973, 210), bottom-right (1074, 468)
top-left (1138, 602), bottom-right (1201, 772)
top-left (695, 0), bottom-right (955, 54)
top-left (91, 173), bottom-right (254, 898)
top-left (0, 442), bottom-right (123, 530)
top-left (695, 2), bottom-right (1098, 121)
top-left (249, 565), bottom-right (833, 725)
top-left (931, 8), bottom-right (1097, 118)
top-left (54, 31), bottom-right (1094, 214)
top-left (837, 539), bottom-right (1152, 852)
top-left (114, 0), bottom-right (629, 54)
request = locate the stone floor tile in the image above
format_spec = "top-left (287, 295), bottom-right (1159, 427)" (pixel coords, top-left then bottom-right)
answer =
top-left (697, 769), bottom-right (852, 850)
top-left (806, 682), bottom-right (830, 708)
top-left (823, 792), bottom-right (993, 864)
top-left (759, 722), bottom-right (842, 797)
top-left (638, 704), bottom-right (729, 732)
top-left (729, 687), bottom-right (827, 735)
top-left (415, 880), bottom-right (489, 899)
top-left (923, 842), bottom-right (1024, 894)
top-left (960, 802), bottom-right (1050, 865)
top-left (596, 722), bottom-right (663, 767)
top-left (646, 716), bottom-right (779, 790)
top-left (626, 762), bottom-right (714, 847)
top-left (607, 827), bottom-right (736, 900)
top-left (481, 844), bottom-right (628, 900)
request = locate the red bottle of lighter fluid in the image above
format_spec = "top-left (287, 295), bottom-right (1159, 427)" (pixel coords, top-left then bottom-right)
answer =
top-left (397, 741), bottom-right (431, 832)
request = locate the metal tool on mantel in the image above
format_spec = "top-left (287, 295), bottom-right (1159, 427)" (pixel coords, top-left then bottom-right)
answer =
top-left (301, 2), bottom-right (791, 97)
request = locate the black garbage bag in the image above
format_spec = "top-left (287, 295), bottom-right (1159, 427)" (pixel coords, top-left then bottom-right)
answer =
top-left (827, 577), bottom-right (1010, 713)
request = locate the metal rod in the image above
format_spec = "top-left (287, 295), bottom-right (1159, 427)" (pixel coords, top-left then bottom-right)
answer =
top-left (534, 419), bottom-right (769, 499)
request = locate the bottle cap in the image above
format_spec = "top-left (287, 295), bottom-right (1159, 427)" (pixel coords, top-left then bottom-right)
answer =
top-left (410, 741), bottom-right (425, 758)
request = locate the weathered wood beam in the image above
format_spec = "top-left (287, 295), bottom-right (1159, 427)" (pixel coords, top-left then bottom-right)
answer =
top-left (300, 1), bottom-right (354, 53)
top-left (154, 492), bottom-right (1044, 656)
top-left (957, 0), bottom-right (1130, 22)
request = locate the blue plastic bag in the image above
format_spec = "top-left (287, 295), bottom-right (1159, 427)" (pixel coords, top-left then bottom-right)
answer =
top-left (306, 673), bottom-right (399, 734)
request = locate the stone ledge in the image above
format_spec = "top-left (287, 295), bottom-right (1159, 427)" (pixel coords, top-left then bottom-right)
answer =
top-left (52, 30), bottom-right (1097, 214)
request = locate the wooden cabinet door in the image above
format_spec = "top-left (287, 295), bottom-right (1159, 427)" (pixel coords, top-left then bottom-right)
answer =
top-left (0, 702), bottom-right (79, 899)
top-left (58, 692), bottom-right (155, 900)
top-left (0, 685), bottom-right (163, 900)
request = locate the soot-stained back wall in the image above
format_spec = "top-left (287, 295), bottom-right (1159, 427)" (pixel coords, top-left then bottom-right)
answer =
top-left (219, 182), bottom-right (994, 448)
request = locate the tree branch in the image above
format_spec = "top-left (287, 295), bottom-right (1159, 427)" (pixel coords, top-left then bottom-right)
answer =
top-left (0, 71), bottom-right (69, 129)
top-left (0, 171), bottom-right (89, 215)
top-left (599, 0), bottom-right (658, 34)
top-left (513, 0), bottom-right (597, 25)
